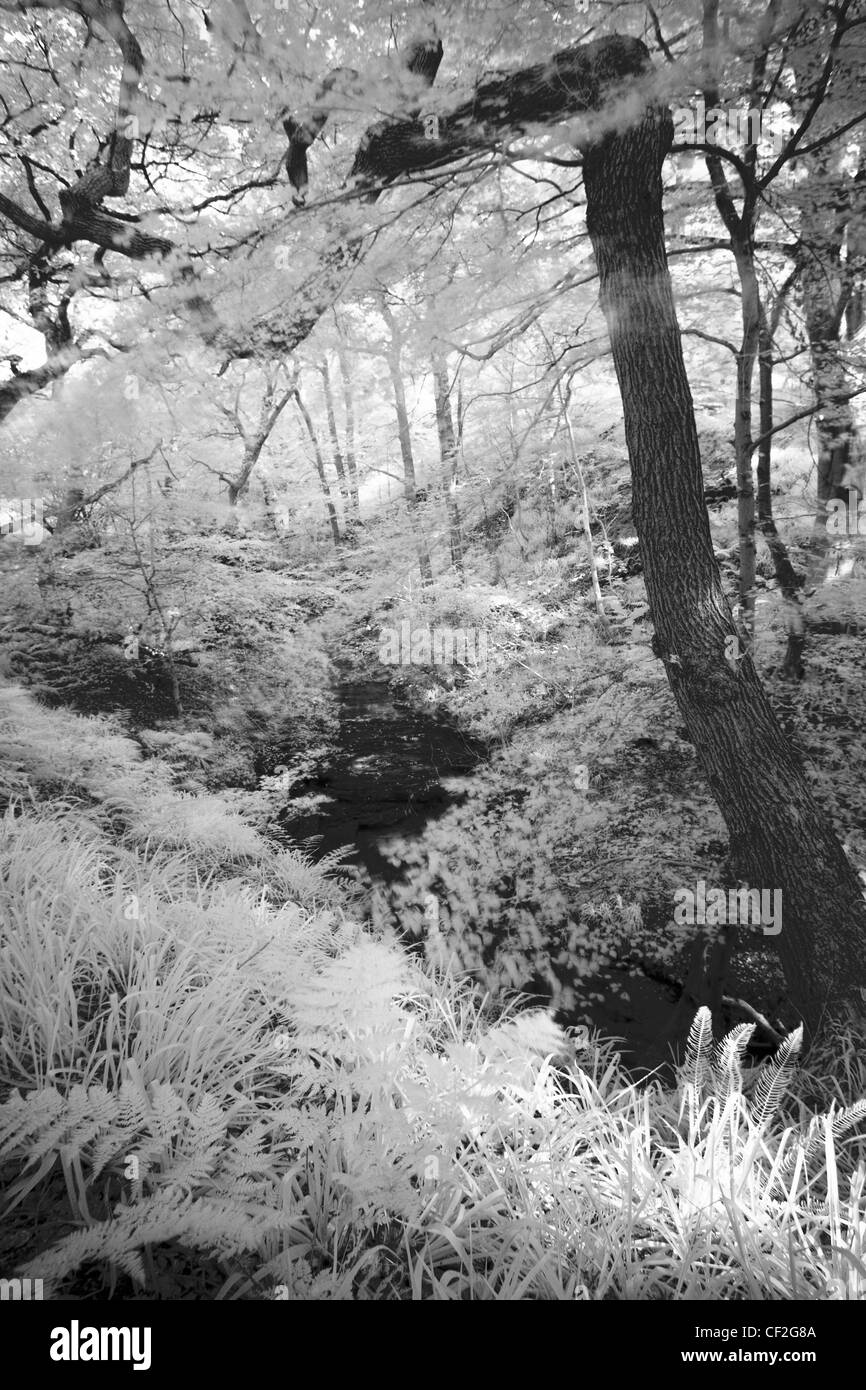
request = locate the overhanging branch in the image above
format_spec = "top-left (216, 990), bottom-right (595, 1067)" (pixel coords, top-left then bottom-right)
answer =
top-left (234, 34), bottom-right (654, 361)
top-left (1, 26), bottom-right (658, 370)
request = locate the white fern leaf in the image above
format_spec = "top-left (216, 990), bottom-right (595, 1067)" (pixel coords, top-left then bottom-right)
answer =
top-left (290, 940), bottom-right (408, 1044)
top-left (680, 1006), bottom-right (714, 1131)
top-left (711, 1023), bottom-right (755, 1106)
top-left (779, 1098), bottom-right (866, 1174)
top-left (750, 1024), bottom-right (803, 1129)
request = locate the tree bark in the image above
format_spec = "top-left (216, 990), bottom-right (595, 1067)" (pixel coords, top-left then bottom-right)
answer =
top-left (787, 30), bottom-right (865, 569)
top-left (380, 301), bottom-right (433, 585)
top-left (334, 323), bottom-right (360, 513)
top-left (319, 359), bottom-right (351, 511)
top-left (224, 383), bottom-right (293, 506)
top-left (581, 78), bottom-right (866, 1036)
top-left (430, 347), bottom-right (464, 575)
top-left (757, 307), bottom-right (806, 680)
top-left (799, 162), bottom-right (863, 560)
top-left (730, 235), bottom-right (759, 639)
top-left (698, 1), bottom-right (761, 643)
top-left (293, 387), bottom-right (342, 548)
top-left (261, 478), bottom-right (288, 541)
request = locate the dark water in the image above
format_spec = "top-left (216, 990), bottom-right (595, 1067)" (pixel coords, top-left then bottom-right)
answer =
top-left (273, 665), bottom-right (681, 1073)
top-left (275, 668), bottom-right (486, 876)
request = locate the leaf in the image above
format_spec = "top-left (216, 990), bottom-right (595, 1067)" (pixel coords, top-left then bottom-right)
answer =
top-left (711, 1022), bottom-right (755, 1106)
top-left (749, 1025), bottom-right (803, 1130)
top-left (680, 1006), bottom-right (714, 1131)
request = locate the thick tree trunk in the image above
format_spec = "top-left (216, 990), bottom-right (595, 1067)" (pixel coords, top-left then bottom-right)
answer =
top-left (581, 97), bottom-right (866, 1036)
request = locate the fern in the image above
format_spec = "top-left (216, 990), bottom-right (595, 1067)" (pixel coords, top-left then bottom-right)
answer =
top-left (679, 1005), bottom-right (714, 1133)
top-left (779, 1099), bottom-right (866, 1175)
top-left (711, 1023), bottom-right (756, 1109)
top-left (750, 1024), bottom-right (803, 1129)
top-left (17, 1189), bottom-right (288, 1290)
top-left (3, 694), bottom-right (865, 1302)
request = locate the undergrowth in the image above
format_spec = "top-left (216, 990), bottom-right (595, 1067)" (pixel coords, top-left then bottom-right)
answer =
top-left (1, 685), bottom-right (864, 1300)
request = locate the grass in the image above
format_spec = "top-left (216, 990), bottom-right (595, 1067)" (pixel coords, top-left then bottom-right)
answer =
top-left (1, 683), bottom-right (865, 1300)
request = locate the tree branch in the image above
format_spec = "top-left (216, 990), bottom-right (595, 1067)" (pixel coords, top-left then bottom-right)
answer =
top-left (0, 346), bottom-right (104, 423)
top-left (233, 35), bottom-right (654, 362)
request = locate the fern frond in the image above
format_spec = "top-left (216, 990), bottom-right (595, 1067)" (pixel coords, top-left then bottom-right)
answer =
top-left (750, 1024), bottom-right (803, 1130)
top-left (711, 1023), bottom-right (755, 1107)
top-left (17, 1187), bottom-right (289, 1288)
top-left (680, 1007), bottom-right (714, 1131)
top-left (289, 939), bottom-right (409, 1047)
top-left (0, 1087), bottom-right (64, 1154)
top-left (827, 1098), bottom-right (866, 1144)
top-left (778, 1099), bottom-right (866, 1174)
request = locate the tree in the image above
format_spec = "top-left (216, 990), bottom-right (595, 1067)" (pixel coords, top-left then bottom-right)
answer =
top-left (430, 345), bottom-right (464, 575)
top-left (650, 0), bottom-right (866, 673)
top-left (293, 379), bottom-right (342, 548)
top-left (208, 368), bottom-right (294, 508)
top-left (377, 294), bottom-right (433, 585)
top-left (580, 43), bottom-right (866, 1037)
top-left (318, 357), bottom-right (357, 515)
top-left (333, 316), bottom-right (361, 517)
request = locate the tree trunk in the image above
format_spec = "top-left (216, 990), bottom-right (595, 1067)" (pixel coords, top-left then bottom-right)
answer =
top-left (730, 236), bottom-right (759, 641)
top-left (789, 76), bottom-right (864, 568)
top-left (581, 99), bottom-right (866, 1037)
top-left (381, 303), bottom-right (433, 584)
top-left (319, 358), bottom-right (351, 510)
top-left (224, 382), bottom-right (293, 507)
top-left (757, 308), bottom-right (806, 680)
top-left (262, 479), bottom-right (288, 541)
top-left (334, 324), bottom-right (361, 513)
top-left (430, 347), bottom-right (464, 575)
top-left (800, 181), bottom-right (863, 556)
top-left (293, 388), bottom-right (342, 548)
top-left (845, 155), bottom-right (866, 338)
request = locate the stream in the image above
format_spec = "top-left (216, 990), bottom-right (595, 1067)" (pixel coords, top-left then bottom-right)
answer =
top-left (270, 657), bottom-right (681, 1072)
top-left (274, 661), bottom-right (486, 878)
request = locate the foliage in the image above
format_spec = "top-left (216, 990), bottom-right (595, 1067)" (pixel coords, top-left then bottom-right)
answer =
top-left (2, 0), bottom-right (866, 1305)
top-left (1, 691), bottom-right (864, 1301)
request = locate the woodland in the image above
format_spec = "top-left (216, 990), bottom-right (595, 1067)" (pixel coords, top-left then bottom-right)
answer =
top-left (1, 0), bottom-right (866, 1304)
